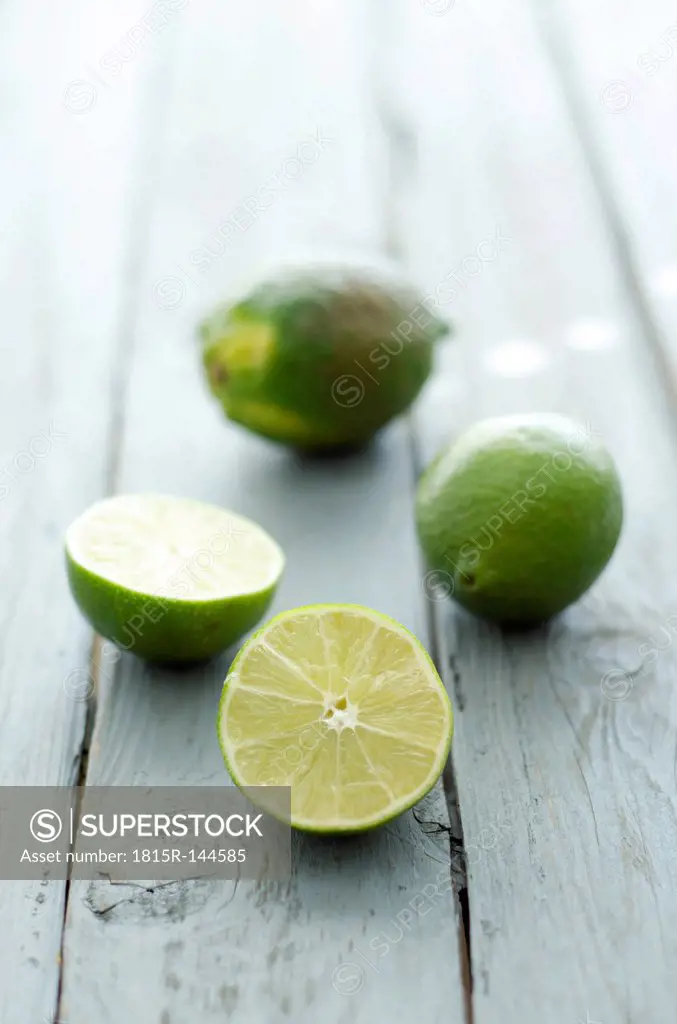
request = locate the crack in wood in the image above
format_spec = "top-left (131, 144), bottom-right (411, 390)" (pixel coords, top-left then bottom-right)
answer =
top-left (376, 35), bottom-right (474, 1004)
top-left (53, 632), bottom-right (100, 1023)
top-left (52, 49), bottom-right (176, 1021)
top-left (448, 652), bottom-right (466, 712)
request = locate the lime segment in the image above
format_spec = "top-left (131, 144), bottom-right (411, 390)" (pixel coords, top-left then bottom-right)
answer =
top-left (218, 605), bottom-right (453, 832)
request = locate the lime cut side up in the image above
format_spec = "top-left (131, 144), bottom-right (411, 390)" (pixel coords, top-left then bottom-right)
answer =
top-left (218, 604), bottom-right (453, 833)
top-left (65, 494), bottom-right (285, 663)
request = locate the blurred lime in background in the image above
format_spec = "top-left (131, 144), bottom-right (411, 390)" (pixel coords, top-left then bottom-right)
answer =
top-left (201, 263), bottom-right (449, 450)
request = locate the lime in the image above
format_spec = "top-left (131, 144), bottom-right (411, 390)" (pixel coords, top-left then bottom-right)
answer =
top-left (200, 263), bottom-right (449, 450)
top-left (218, 604), bottom-right (453, 832)
top-left (415, 414), bottom-right (623, 625)
top-left (65, 494), bottom-right (284, 663)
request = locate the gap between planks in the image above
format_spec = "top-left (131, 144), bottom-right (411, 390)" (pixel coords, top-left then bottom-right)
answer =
top-left (368, 0), bottom-right (475, 1007)
top-left (52, 41), bottom-right (178, 1024)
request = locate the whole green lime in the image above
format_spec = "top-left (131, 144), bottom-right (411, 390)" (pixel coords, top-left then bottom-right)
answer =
top-left (200, 263), bottom-right (449, 450)
top-left (415, 414), bottom-right (623, 625)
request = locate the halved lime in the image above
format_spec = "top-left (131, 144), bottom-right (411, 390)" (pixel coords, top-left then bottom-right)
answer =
top-left (218, 604), bottom-right (453, 832)
top-left (65, 494), bottom-right (284, 663)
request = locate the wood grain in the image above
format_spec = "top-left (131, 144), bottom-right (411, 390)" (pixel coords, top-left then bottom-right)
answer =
top-left (396, 0), bottom-right (677, 1019)
top-left (537, 0), bottom-right (677, 395)
top-left (58, 3), bottom-right (467, 1022)
top-left (10, 1), bottom-right (675, 1019)
top-left (0, 3), bottom-right (154, 1021)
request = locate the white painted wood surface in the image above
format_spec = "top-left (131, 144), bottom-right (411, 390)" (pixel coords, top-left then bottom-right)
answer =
top-left (3, 0), bottom-right (677, 1021)
top-left (538, 0), bottom-right (677, 390)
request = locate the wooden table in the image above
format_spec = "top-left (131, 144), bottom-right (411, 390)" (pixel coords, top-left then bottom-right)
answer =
top-left (3, 0), bottom-right (677, 1020)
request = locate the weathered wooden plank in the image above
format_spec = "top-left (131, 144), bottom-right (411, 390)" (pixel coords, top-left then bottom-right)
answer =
top-left (0, 3), bottom-right (155, 1022)
top-left (537, 0), bottom-right (677, 382)
top-left (59, 3), bottom-right (467, 1022)
top-left (396, 1), bottom-right (677, 1020)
